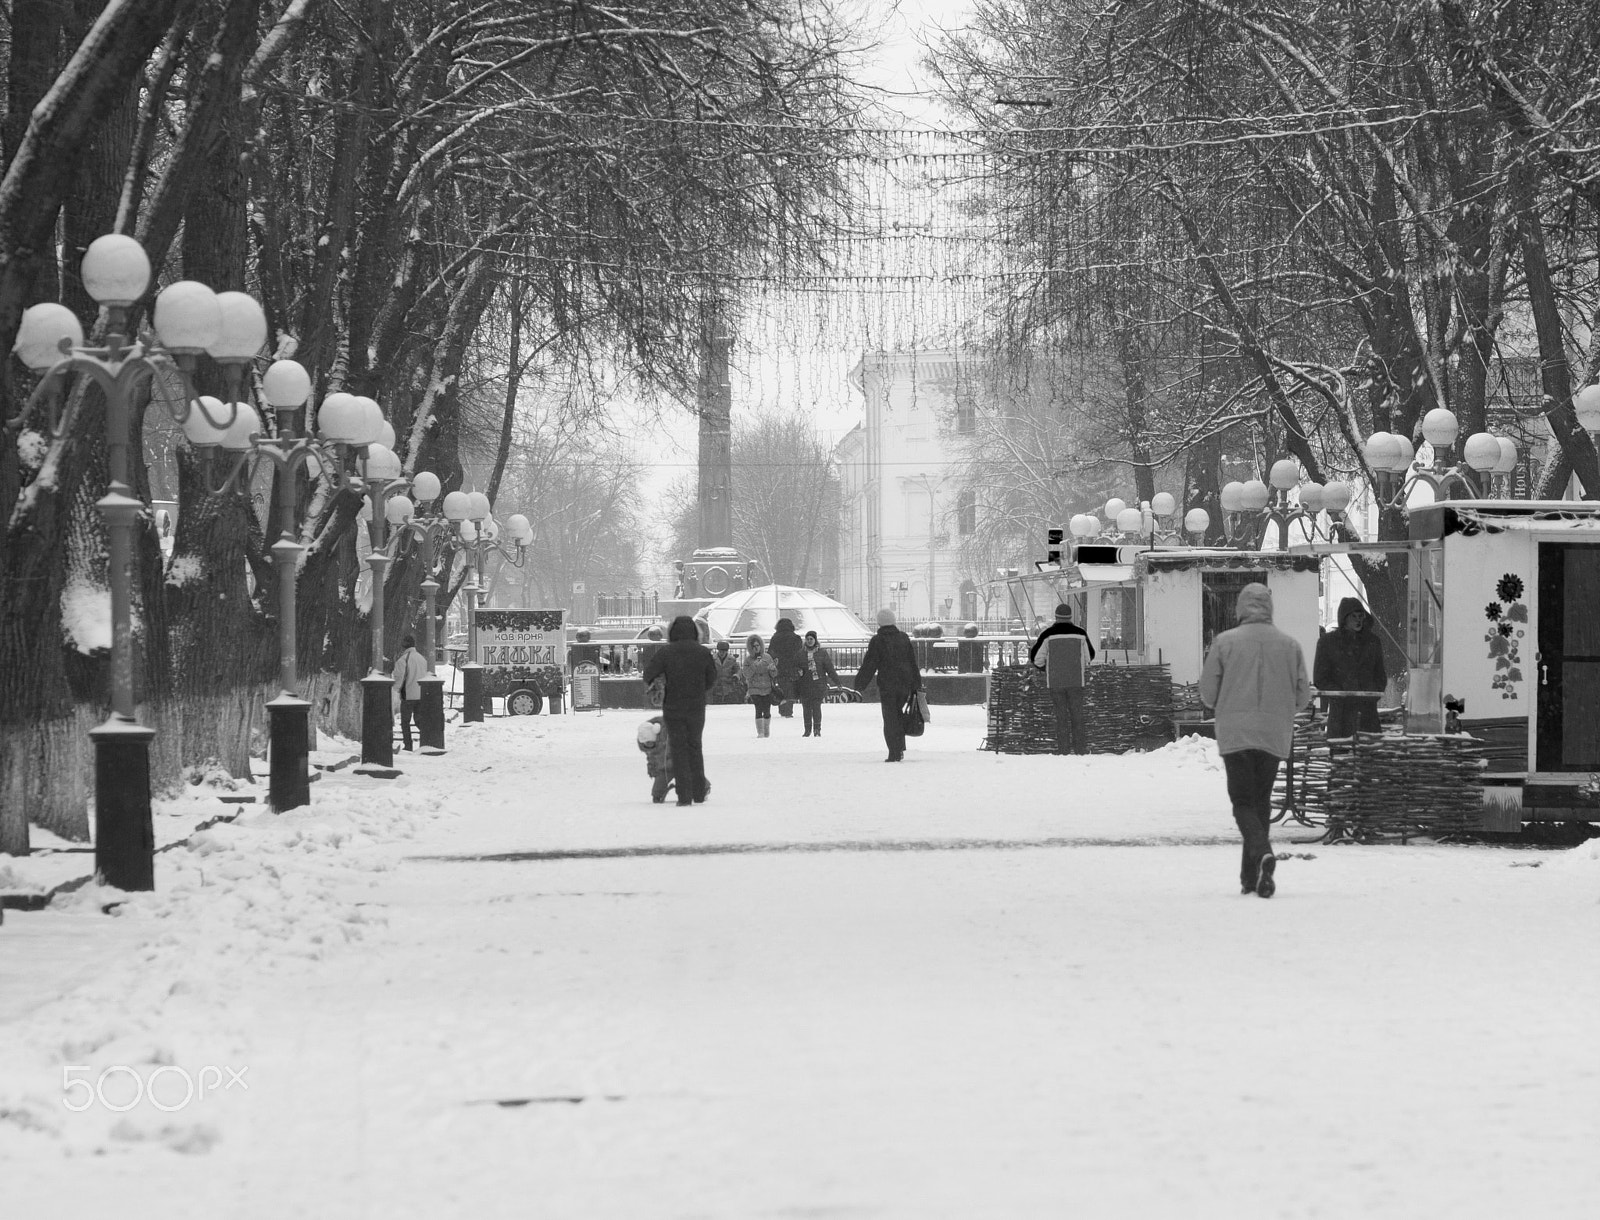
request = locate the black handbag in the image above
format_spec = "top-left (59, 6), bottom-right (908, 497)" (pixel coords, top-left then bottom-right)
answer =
top-left (901, 692), bottom-right (925, 737)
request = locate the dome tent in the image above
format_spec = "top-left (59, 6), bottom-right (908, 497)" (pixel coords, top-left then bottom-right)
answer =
top-left (694, 583), bottom-right (873, 647)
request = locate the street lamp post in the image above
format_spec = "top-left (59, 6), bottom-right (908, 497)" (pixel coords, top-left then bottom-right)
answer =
top-left (355, 440), bottom-right (408, 770)
top-left (1361, 409), bottom-right (1518, 509)
top-left (385, 471), bottom-right (458, 751)
top-left (12, 235), bottom-right (268, 890)
top-left (440, 490), bottom-right (532, 722)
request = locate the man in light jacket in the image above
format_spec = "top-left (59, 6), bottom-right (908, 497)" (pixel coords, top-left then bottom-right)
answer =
top-left (392, 634), bottom-right (429, 752)
top-left (1199, 584), bottom-right (1311, 898)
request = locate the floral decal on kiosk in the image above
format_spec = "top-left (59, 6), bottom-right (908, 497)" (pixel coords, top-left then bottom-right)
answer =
top-left (1484, 573), bottom-right (1527, 699)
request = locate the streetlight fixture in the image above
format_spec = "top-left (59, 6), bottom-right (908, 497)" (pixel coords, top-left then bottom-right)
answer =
top-left (12, 234), bottom-right (268, 890)
top-left (384, 470), bottom-right (459, 751)
top-left (355, 437), bottom-right (410, 769)
top-left (442, 490), bottom-right (533, 722)
top-left (1361, 409), bottom-right (1518, 506)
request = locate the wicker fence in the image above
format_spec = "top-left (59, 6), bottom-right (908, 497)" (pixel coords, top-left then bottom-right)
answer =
top-left (982, 663), bottom-right (1175, 755)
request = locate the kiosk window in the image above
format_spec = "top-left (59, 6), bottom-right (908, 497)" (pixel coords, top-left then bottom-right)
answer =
top-left (1202, 570), bottom-right (1266, 651)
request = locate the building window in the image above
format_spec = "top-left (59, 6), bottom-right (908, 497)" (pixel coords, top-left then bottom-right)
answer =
top-left (1201, 570), bottom-right (1266, 652)
top-left (957, 489), bottom-right (976, 536)
top-left (956, 402), bottom-right (975, 434)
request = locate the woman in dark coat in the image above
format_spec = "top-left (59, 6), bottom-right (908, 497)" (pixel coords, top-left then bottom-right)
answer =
top-left (852, 608), bottom-right (923, 761)
top-left (794, 630), bottom-right (840, 738)
top-left (1312, 596), bottom-right (1388, 737)
top-left (767, 616), bottom-right (805, 717)
top-left (641, 616), bottom-right (718, 804)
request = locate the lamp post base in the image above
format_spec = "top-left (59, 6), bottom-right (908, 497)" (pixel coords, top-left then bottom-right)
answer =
top-left (267, 695), bottom-right (312, 812)
top-left (89, 717), bottom-right (157, 892)
top-left (419, 675), bottom-right (446, 750)
top-left (462, 663), bottom-right (485, 723)
top-left (360, 673), bottom-right (396, 767)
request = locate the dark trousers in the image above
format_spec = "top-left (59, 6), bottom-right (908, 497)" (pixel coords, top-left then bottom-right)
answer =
top-left (1325, 695), bottom-right (1381, 739)
top-left (801, 697), bottom-right (824, 733)
top-left (1048, 687), bottom-right (1087, 754)
top-left (751, 695), bottom-right (772, 721)
top-left (878, 692), bottom-right (907, 756)
top-left (663, 707), bottom-right (708, 803)
top-left (399, 698), bottom-right (420, 750)
top-left (1223, 749), bottom-right (1281, 889)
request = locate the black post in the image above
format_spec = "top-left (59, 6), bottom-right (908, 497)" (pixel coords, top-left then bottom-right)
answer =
top-left (266, 695), bottom-right (312, 811)
top-left (90, 720), bottom-right (157, 891)
top-left (418, 674), bottom-right (446, 750)
top-left (360, 673), bottom-right (395, 766)
top-left (462, 664), bottom-right (485, 723)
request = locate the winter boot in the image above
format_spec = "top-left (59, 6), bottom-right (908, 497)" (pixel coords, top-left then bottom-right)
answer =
top-left (758, 718), bottom-right (769, 738)
top-left (1255, 853), bottom-right (1277, 899)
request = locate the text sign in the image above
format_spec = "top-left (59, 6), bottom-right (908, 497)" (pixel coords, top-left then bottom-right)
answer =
top-left (473, 609), bottom-right (565, 668)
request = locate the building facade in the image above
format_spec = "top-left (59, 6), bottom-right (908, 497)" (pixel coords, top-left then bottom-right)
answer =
top-left (836, 350), bottom-right (976, 625)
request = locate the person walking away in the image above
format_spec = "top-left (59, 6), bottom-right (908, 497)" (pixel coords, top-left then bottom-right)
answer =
top-left (641, 616), bottom-right (718, 805)
top-left (768, 616), bottom-right (805, 718)
top-left (1028, 602), bottom-right (1096, 754)
top-left (1312, 596), bottom-right (1387, 738)
top-left (710, 639), bottom-right (742, 703)
top-left (795, 630), bottom-right (839, 738)
top-left (742, 635), bottom-right (780, 736)
top-left (1199, 583), bottom-right (1311, 898)
top-left (853, 608), bottom-right (923, 761)
top-left (392, 634), bottom-right (428, 752)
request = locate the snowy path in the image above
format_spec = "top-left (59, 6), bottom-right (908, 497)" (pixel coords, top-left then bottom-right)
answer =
top-left (3, 704), bottom-right (1598, 1218)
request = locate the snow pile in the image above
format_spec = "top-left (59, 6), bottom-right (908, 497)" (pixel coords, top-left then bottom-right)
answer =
top-left (0, 780), bottom-right (449, 1158)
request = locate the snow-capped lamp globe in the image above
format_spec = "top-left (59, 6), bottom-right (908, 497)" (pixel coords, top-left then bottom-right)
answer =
top-left (1575, 384), bottom-right (1600, 432)
top-left (1150, 492), bottom-right (1177, 518)
top-left (1115, 507), bottom-right (1143, 534)
top-left (385, 495), bottom-right (415, 525)
top-left (1219, 481), bottom-right (1245, 514)
top-left (465, 490), bottom-right (492, 521)
top-left (1184, 507), bottom-right (1210, 536)
top-left (1238, 479), bottom-right (1270, 512)
top-left (442, 490), bottom-right (472, 521)
top-left (1104, 496), bottom-right (1128, 521)
top-left (411, 471), bottom-right (442, 503)
top-left (1297, 483), bottom-right (1325, 514)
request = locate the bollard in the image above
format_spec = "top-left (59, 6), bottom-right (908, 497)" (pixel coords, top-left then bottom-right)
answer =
top-left (359, 673), bottom-right (395, 767)
top-left (418, 675), bottom-right (446, 750)
top-left (462, 663), bottom-right (485, 723)
top-left (266, 694), bottom-right (312, 810)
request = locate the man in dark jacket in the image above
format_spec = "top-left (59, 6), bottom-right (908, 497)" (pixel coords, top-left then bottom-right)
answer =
top-left (1027, 602), bottom-right (1097, 754)
top-left (642, 616), bottom-right (718, 805)
top-left (768, 616), bottom-right (805, 717)
top-left (853, 608), bottom-right (923, 761)
top-left (1312, 596), bottom-right (1387, 738)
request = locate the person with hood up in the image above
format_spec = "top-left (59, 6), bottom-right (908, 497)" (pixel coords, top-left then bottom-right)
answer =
top-left (794, 629), bottom-right (840, 738)
top-left (1028, 602), bottom-right (1097, 754)
top-left (1312, 597), bottom-right (1388, 738)
top-left (742, 634), bottom-right (780, 737)
top-left (853, 608), bottom-right (923, 761)
top-left (767, 616), bottom-right (805, 718)
top-left (641, 615), bottom-right (718, 805)
top-left (1199, 583), bottom-right (1312, 898)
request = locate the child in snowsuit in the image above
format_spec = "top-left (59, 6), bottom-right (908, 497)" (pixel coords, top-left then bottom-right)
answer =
top-left (637, 716), bottom-right (674, 803)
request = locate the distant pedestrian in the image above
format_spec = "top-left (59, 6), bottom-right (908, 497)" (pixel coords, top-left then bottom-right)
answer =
top-left (853, 608), bottom-right (923, 762)
top-left (768, 616), bottom-right (804, 718)
top-left (1199, 583), bottom-right (1312, 899)
top-left (392, 634), bottom-right (428, 751)
top-left (1028, 602), bottom-right (1096, 754)
top-left (1312, 597), bottom-right (1387, 738)
top-left (641, 616), bottom-right (718, 805)
top-left (710, 639), bottom-right (742, 703)
top-left (742, 634), bottom-right (780, 737)
top-left (795, 629), bottom-right (839, 738)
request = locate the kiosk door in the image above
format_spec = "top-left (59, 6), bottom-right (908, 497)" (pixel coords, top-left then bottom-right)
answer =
top-left (1537, 543), bottom-right (1600, 770)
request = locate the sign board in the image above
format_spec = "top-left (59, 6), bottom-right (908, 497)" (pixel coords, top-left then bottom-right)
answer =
top-left (572, 661), bottom-right (601, 711)
top-left (473, 609), bottom-right (565, 668)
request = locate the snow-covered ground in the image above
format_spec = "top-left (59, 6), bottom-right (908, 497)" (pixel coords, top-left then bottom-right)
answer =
top-left (2, 704), bottom-right (1598, 1218)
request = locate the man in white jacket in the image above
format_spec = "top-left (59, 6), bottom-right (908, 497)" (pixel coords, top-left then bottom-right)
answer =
top-left (392, 634), bottom-right (429, 752)
top-left (1199, 584), bottom-right (1312, 898)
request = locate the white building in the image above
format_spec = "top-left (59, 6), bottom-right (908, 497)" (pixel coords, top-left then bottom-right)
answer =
top-left (837, 351), bottom-right (977, 624)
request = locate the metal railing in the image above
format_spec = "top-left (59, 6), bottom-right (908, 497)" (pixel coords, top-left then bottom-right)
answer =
top-left (595, 591), bottom-right (658, 620)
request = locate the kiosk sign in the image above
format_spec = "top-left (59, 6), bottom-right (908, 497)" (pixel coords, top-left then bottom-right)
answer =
top-left (473, 609), bottom-right (565, 667)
